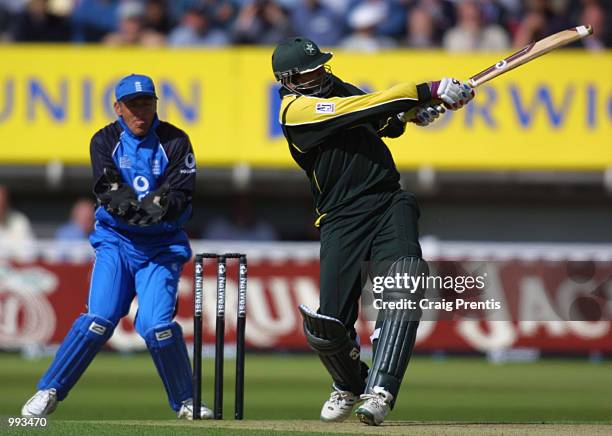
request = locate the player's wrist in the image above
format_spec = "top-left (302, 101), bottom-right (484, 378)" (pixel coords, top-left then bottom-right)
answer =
top-left (427, 81), bottom-right (440, 99)
top-left (417, 82), bottom-right (433, 102)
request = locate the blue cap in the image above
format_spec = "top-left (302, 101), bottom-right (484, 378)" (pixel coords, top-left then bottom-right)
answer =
top-left (115, 74), bottom-right (157, 102)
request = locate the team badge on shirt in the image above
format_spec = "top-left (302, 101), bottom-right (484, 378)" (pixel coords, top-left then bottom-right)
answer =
top-left (152, 159), bottom-right (161, 176)
top-left (119, 155), bottom-right (131, 169)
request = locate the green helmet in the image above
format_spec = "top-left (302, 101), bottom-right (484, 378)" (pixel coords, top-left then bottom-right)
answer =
top-left (272, 37), bottom-right (333, 96)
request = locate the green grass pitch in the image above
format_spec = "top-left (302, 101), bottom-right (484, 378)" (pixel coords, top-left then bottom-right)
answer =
top-left (1, 353), bottom-right (610, 435)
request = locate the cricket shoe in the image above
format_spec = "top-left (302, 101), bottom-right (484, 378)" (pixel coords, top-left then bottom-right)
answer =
top-left (177, 398), bottom-right (213, 420)
top-left (320, 385), bottom-right (360, 422)
top-left (355, 386), bottom-right (393, 426)
top-left (21, 389), bottom-right (58, 417)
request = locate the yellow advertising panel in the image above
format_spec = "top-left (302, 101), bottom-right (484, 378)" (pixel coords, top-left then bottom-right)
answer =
top-left (0, 47), bottom-right (610, 170)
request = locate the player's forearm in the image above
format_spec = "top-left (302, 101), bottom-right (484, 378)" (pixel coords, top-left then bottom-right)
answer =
top-left (281, 82), bottom-right (432, 150)
top-left (281, 82), bottom-right (430, 127)
top-left (374, 83), bottom-right (432, 137)
top-left (90, 137), bottom-right (119, 194)
top-left (163, 190), bottom-right (190, 221)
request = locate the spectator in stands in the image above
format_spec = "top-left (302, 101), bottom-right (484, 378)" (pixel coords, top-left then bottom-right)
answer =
top-left (512, 0), bottom-right (571, 48)
top-left (478, 0), bottom-right (510, 28)
top-left (579, 1), bottom-right (608, 51)
top-left (412, 0), bottom-right (456, 37)
top-left (315, 0), bottom-right (350, 16)
top-left (0, 0), bottom-right (33, 39)
top-left (206, 0), bottom-right (238, 33)
top-left (403, 5), bottom-right (437, 48)
top-left (442, 0), bottom-right (510, 51)
top-left (203, 194), bottom-right (279, 241)
top-left (0, 185), bottom-right (35, 248)
top-left (232, 0), bottom-right (292, 45)
top-left (11, 0), bottom-right (70, 42)
top-left (165, 0), bottom-right (202, 23)
top-left (103, 0), bottom-right (165, 46)
top-left (376, 0), bottom-right (408, 39)
top-left (2, 0), bottom-right (606, 51)
top-left (495, 0), bottom-right (523, 37)
top-left (0, 0), bottom-right (29, 18)
top-left (290, 0), bottom-right (344, 47)
top-left (168, 6), bottom-right (229, 46)
top-left (47, 0), bottom-right (74, 17)
top-left (496, 0), bottom-right (521, 14)
top-left (55, 198), bottom-right (95, 241)
top-left (144, 0), bottom-right (174, 35)
top-left (340, 0), bottom-right (396, 52)
top-left (71, 0), bottom-right (119, 42)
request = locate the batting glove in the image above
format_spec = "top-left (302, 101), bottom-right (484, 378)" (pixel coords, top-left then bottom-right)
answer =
top-left (399, 104), bottom-right (446, 127)
top-left (430, 78), bottom-right (474, 110)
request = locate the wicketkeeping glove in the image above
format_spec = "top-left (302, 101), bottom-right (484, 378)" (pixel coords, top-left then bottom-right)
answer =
top-left (95, 168), bottom-right (139, 218)
top-left (430, 78), bottom-right (475, 110)
top-left (127, 183), bottom-right (170, 227)
top-left (399, 103), bottom-right (446, 127)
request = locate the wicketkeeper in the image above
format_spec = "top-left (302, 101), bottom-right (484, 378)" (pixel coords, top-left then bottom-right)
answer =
top-left (22, 74), bottom-right (211, 420)
top-left (272, 37), bottom-right (474, 425)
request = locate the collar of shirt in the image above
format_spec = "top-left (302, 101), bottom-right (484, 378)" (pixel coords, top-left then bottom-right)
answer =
top-left (117, 114), bottom-right (160, 143)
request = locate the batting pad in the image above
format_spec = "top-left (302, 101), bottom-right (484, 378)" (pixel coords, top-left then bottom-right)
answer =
top-left (144, 322), bottom-right (193, 411)
top-left (300, 305), bottom-right (367, 395)
top-left (38, 314), bottom-right (114, 400)
top-left (366, 256), bottom-right (428, 407)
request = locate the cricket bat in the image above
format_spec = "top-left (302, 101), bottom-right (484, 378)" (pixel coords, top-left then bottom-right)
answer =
top-left (467, 25), bottom-right (593, 88)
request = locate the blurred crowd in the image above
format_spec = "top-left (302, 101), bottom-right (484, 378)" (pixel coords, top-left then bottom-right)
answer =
top-left (0, 185), bottom-right (286, 248)
top-left (0, 0), bottom-right (608, 51)
top-left (0, 185), bottom-right (94, 246)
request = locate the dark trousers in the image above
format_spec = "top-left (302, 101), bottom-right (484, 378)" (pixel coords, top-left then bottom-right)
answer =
top-left (318, 190), bottom-right (422, 336)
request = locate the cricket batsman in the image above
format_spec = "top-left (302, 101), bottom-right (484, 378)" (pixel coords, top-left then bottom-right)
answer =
top-left (272, 37), bottom-right (474, 425)
top-left (21, 74), bottom-right (212, 420)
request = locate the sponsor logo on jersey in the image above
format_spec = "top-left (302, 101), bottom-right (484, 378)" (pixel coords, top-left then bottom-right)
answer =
top-left (184, 153), bottom-right (196, 169)
top-left (132, 176), bottom-right (150, 198)
top-left (315, 102), bottom-right (335, 114)
top-left (180, 152), bottom-right (197, 174)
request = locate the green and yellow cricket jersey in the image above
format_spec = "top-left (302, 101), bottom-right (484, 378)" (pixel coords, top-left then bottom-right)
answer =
top-left (279, 76), bottom-right (432, 227)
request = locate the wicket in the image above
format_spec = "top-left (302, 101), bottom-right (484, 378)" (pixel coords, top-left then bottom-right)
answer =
top-left (193, 252), bottom-right (247, 420)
